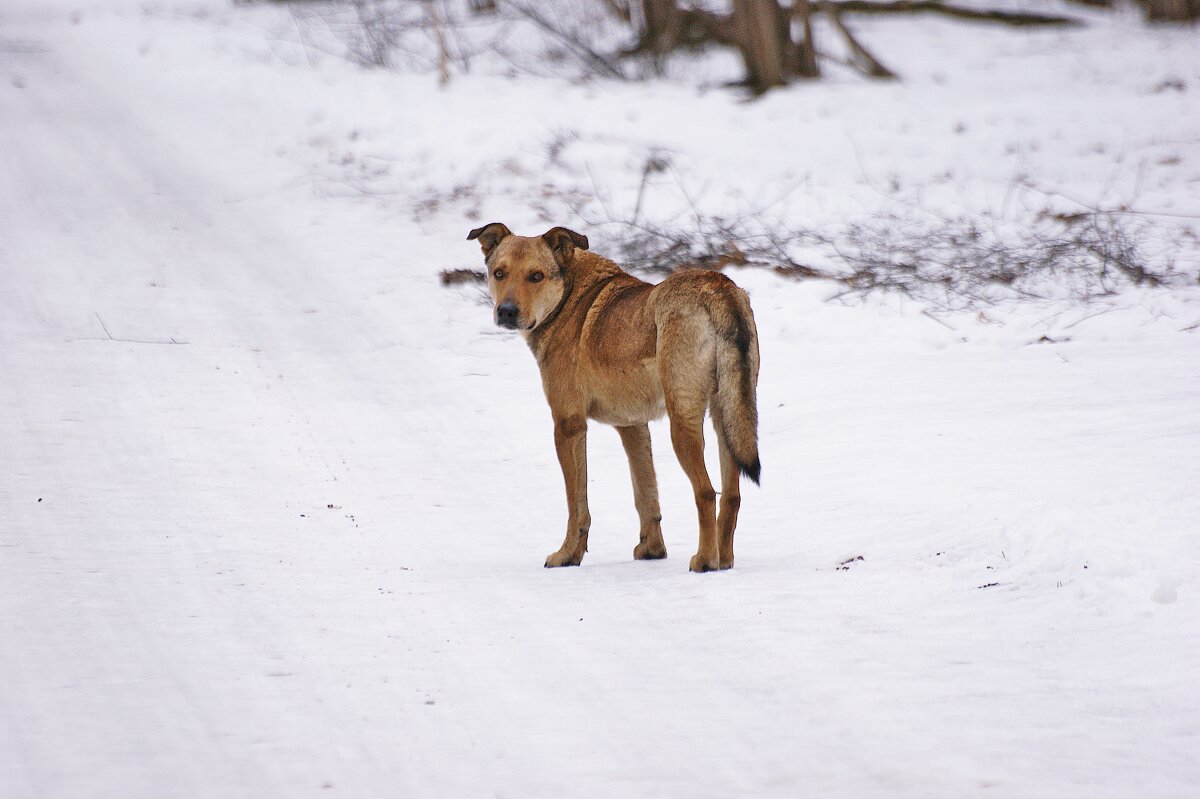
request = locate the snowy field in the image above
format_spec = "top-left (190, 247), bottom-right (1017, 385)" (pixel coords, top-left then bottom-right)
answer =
top-left (2, 1), bottom-right (1199, 797)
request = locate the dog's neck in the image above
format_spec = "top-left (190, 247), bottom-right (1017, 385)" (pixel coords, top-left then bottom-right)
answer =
top-left (525, 251), bottom-right (624, 357)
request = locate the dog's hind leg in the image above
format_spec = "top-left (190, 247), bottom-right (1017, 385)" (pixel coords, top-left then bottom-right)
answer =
top-left (668, 409), bottom-right (719, 572)
top-left (545, 414), bottom-right (591, 568)
top-left (658, 316), bottom-right (720, 573)
top-left (711, 405), bottom-right (741, 570)
top-left (662, 390), bottom-right (719, 573)
top-left (617, 424), bottom-right (667, 560)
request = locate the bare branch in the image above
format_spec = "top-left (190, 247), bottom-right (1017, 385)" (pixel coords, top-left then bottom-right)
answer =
top-left (501, 0), bottom-right (627, 80)
top-left (822, 1), bottom-right (896, 79)
top-left (812, 1), bottom-right (1084, 28)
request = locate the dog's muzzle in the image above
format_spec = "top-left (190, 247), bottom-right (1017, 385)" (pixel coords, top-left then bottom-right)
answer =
top-left (496, 300), bottom-right (520, 329)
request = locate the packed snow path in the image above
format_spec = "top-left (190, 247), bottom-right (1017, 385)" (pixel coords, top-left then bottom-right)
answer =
top-left (2, 3), bottom-right (1198, 797)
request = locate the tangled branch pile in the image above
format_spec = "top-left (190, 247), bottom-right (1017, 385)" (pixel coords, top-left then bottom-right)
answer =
top-left (591, 209), bottom-right (1179, 310)
top-left (824, 212), bottom-right (1169, 307)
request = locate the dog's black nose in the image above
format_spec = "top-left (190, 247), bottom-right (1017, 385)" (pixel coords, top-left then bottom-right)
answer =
top-left (496, 301), bottom-right (519, 329)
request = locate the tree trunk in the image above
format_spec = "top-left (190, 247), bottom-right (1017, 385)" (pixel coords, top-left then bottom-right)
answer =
top-left (639, 0), bottom-right (684, 57)
top-left (1138, 0), bottom-right (1200, 21)
top-left (632, 0), bottom-right (817, 90)
top-left (634, 0), bottom-right (735, 54)
top-left (731, 0), bottom-right (800, 93)
top-left (792, 0), bottom-right (820, 78)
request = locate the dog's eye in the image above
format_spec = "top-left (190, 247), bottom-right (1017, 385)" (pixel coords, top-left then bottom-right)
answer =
top-left (529, 272), bottom-right (544, 283)
top-left (493, 269), bottom-right (507, 281)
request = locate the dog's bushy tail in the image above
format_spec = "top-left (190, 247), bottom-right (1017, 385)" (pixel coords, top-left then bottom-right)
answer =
top-left (711, 286), bottom-right (761, 484)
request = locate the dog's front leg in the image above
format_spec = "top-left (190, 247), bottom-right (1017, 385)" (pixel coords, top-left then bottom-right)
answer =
top-left (545, 414), bottom-right (590, 567)
top-left (617, 424), bottom-right (667, 560)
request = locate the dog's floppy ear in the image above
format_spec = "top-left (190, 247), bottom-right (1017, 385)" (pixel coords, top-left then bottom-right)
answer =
top-left (466, 222), bottom-right (513, 258)
top-left (541, 226), bottom-right (589, 264)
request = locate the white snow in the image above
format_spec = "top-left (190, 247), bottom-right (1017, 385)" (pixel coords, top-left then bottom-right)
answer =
top-left (2, 1), bottom-right (1198, 797)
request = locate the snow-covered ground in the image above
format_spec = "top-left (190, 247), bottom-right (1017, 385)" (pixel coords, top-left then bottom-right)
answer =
top-left (2, 1), bottom-right (1198, 797)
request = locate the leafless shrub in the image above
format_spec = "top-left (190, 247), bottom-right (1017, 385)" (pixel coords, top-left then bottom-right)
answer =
top-left (348, 0), bottom-right (399, 67)
top-left (284, 0), bottom-right (475, 73)
top-left (596, 207), bottom-right (1176, 310)
top-left (271, 0), bottom-right (628, 81)
top-left (825, 212), bottom-right (1169, 308)
top-left (498, 1), bottom-right (628, 80)
top-left (439, 267), bottom-right (486, 285)
top-left (439, 266), bottom-right (489, 307)
top-left (607, 213), bottom-right (823, 276)
top-left (442, 199), bottom-right (1177, 311)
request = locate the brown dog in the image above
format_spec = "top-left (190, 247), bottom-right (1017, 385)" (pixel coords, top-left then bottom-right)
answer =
top-left (468, 223), bottom-right (761, 572)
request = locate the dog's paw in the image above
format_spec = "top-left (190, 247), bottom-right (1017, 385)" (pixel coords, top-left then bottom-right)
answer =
top-left (544, 550), bottom-right (581, 568)
top-left (633, 541), bottom-right (667, 560)
top-left (689, 553), bottom-right (720, 573)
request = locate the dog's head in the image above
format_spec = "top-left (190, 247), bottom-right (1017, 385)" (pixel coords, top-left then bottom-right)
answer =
top-left (467, 223), bottom-right (589, 334)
